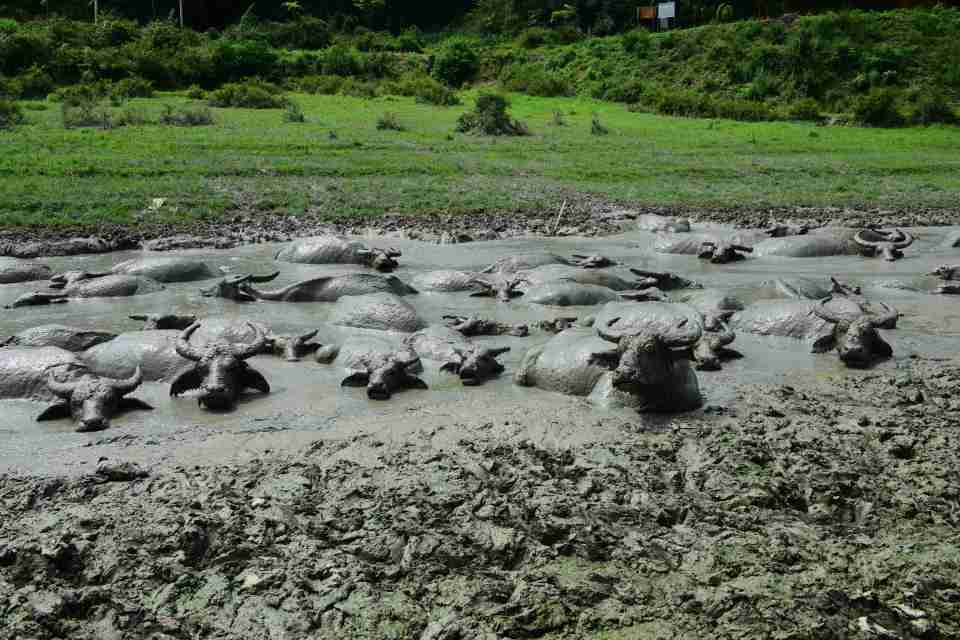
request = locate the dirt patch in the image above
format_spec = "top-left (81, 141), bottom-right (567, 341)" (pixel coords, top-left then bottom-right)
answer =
top-left (2, 357), bottom-right (957, 639)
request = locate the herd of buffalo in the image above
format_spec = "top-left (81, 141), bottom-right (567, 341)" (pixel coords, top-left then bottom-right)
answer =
top-left (0, 219), bottom-right (958, 432)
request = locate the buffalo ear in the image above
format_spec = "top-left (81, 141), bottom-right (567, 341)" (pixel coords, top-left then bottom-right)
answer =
top-left (119, 397), bottom-right (155, 412)
top-left (241, 366), bottom-right (270, 394)
top-left (874, 338), bottom-right (893, 358)
top-left (37, 403), bottom-right (71, 422)
top-left (341, 371), bottom-right (370, 387)
top-left (169, 365), bottom-right (203, 397)
top-left (406, 376), bottom-right (428, 390)
top-left (440, 361), bottom-right (461, 374)
top-left (811, 333), bottom-right (837, 354)
top-left (588, 349), bottom-right (620, 370)
top-left (719, 347), bottom-right (744, 360)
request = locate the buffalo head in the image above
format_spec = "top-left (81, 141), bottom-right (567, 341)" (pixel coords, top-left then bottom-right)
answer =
top-left (440, 346), bottom-right (510, 386)
top-left (200, 272), bottom-right (279, 302)
top-left (130, 313), bottom-right (198, 331)
top-left (536, 317), bottom-right (579, 333)
top-left (40, 366), bottom-right (152, 432)
top-left (854, 228), bottom-right (914, 261)
top-left (469, 275), bottom-right (526, 303)
top-left (930, 264), bottom-right (960, 281)
top-left (698, 241), bottom-right (752, 264)
top-left (443, 315), bottom-right (529, 337)
top-left (629, 268), bottom-right (698, 291)
top-left (170, 322), bottom-right (270, 410)
top-left (357, 247), bottom-right (401, 272)
top-left (6, 291), bottom-right (69, 308)
top-left (765, 223), bottom-right (810, 238)
top-left (569, 254), bottom-right (617, 269)
top-left (593, 317), bottom-right (702, 388)
top-left (267, 329), bottom-right (321, 361)
top-left (692, 314), bottom-right (741, 371)
top-left (49, 270), bottom-right (111, 289)
top-left (341, 351), bottom-right (426, 400)
top-left (812, 297), bottom-right (898, 368)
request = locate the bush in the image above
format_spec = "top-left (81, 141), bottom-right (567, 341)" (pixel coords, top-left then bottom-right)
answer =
top-left (322, 45), bottom-right (361, 77)
top-left (16, 65), bottom-right (54, 99)
top-left (267, 17), bottom-right (331, 50)
top-left (590, 113), bottom-right (609, 135)
top-left (376, 111), bottom-right (405, 131)
top-left (160, 104), bottom-right (215, 126)
top-left (62, 99), bottom-right (113, 129)
top-left (0, 98), bottom-right (25, 129)
top-left (603, 78), bottom-right (644, 104)
top-left (432, 37), bottom-right (479, 87)
top-left (517, 27), bottom-right (552, 49)
top-left (213, 39), bottom-right (279, 82)
top-left (908, 89), bottom-right (958, 126)
top-left (412, 76), bottom-right (460, 106)
top-left (500, 64), bottom-right (571, 97)
top-left (852, 87), bottom-right (905, 127)
top-left (456, 92), bottom-right (529, 136)
top-left (52, 81), bottom-right (112, 106)
top-left (186, 84), bottom-right (206, 99)
top-left (112, 76), bottom-right (154, 100)
top-left (0, 75), bottom-right (22, 99)
top-left (338, 77), bottom-right (379, 98)
top-left (622, 29), bottom-right (652, 55)
top-left (115, 106), bottom-right (152, 127)
top-left (209, 80), bottom-right (288, 108)
top-left (298, 74), bottom-right (344, 95)
top-left (641, 86), bottom-right (776, 122)
top-left (784, 98), bottom-right (823, 121)
top-left (283, 100), bottom-right (306, 123)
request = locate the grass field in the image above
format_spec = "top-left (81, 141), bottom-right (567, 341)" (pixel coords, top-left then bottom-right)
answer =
top-left (1, 91), bottom-right (959, 228)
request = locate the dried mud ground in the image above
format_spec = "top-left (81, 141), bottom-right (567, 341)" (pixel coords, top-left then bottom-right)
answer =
top-left (2, 354), bottom-right (959, 640)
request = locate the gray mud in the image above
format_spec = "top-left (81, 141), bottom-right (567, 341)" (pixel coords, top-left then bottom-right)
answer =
top-left (1, 224), bottom-right (959, 639)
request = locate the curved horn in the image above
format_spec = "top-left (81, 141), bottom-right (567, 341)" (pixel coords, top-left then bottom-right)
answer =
top-left (711, 319), bottom-right (736, 347)
top-left (109, 366), bottom-right (143, 394)
top-left (891, 229), bottom-right (914, 249)
top-left (483, 346), bottom-right (511, 358)
top-left (250, 271), bottom-right (280, 283)
top-left (868, 301), bottom-right (900, 329)
top-left (732, 245), bottom-right (754, 253)
top-left (661, 318), bottom-right (702, 348)
top-left (386, 248), bottom-right (402, 258)
top-left (296, 329), bottom-right (319, 343)
top-left (853, 231), bottom-right (881, 248)
top-left (596, 317), bottom-right (626, 344)
top-left (232, 323), bottom-right (268, 360)
top-left (175, 323), bottom-right (204, 361)
top-left (813, 297), bottom-right (851, 324)
top-left (46, 370), bottom-right (78, 398)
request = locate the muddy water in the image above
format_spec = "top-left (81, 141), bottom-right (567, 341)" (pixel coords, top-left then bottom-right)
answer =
top-left (1, 225), bottom-right (957, 476)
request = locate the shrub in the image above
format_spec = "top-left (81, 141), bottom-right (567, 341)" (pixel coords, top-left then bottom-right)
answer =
top-left (456, 92), bottom-right (529, 136)
top-left (213, 39), bottom-right (279, 82)
top-left (603, 78), bottom-right (644, 103)
top-left (339, 77), bottom-right (379, 98)
top-left (52, 81), bottom-right (112, 106)
top-left (16, 65), bottom-right (54, 99)
top-left (22, 102), bottom-right (48, 111)
top-left (551, 110), bottom-right (566, 126)
top-left (622, 29), bottom-right (652, 55)
top-left (784, 98), bottom-right (823, 121)
top-left (186, 84), bottom-right (206, 99)
top-left (0, 98), bottom-right (25, 129)
top-left (92, 17), bottom-right (139, 48)
top-left (160, 104), bottom-right (215, 126)
top-left (115, 106), bottom-right (152, 127)
top-left (908, 89), bottom-right (958, 126)
top-left (517, 27), bottom-right (552, 49)
top-left (112, 76), bottom-right (154, 100)
top-left (62, 99), bottom-right (113, 129)
top-left (0, 75), bottom-right (22, 99)
top-left (432, 37), bottom-right (479, 87)
top-left (283, 100), bottom-right (306, 123)
top-left (0, 30), bottom-right (51, 76)
top-left (590, 113), bottom-right (609, 135)
top-left (394, 27), bottom-right (424, 53)
top-left (298, 74), bottom-right (343, 95)
top-left (412, 76), bottom-right (460, 106)
top-left (267, 16), bottom-right (332, 50)
top-left (500, 64), bottom-right (571, 97)
top-left (852, 87), bottom-right (905, 127)
top-left (376, 111), bottom-right (405, 131)
top-left (322, 45), bottom-right (361, 77)
top-left (209, 80), bottom-right (288, 108)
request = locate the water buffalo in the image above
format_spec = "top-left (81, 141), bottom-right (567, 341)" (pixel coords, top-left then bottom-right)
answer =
top-left (930, 265), bottom-right (960, 281)
top-left (732, 300), bottom-right (832, 340)
top-left (469, 274), bottom-right (527, 302)
top-left (51, 257), bottom-right (217, 286)
top-left (404, 325), bottom-right (510, 386)
top-left (238, 273), bottom-right (417, 302)
top-left (169, 322), bottom-right (270, 410)
top-left (411, 270), bottom-right (482, 292)
top-left (698, 240), bottom-right (753, 264)
top-left (654, 231), bottom-right (766, 256)
top-left (853, 228), bottom-right (914, 261)
top-left (765, 222), bottom-right (810, 237)
top-left (443, 315), bottom-right (529, 337)
top-left (130, 314), bottom-right (198, 331)
top-left (7, 275), bottom-right (165, 308)
top-left (320, 335), bottom-right (426, 400)
top-left (536, 317), bottom-right (581, 333)
top-left (516, 303), bottom-right (703, 412)
top-left (637, 214), bottom-right (691, 233)
top-left (0, 258), bottom-right (52, 284)
top-left (810, 296), bottom-right (899, 368)
top-left (517, 265), bottom-right (669, 292)
top-left (691, 313), bottom-right (742, 371)
top-left (674, 289), bottom-right (745, 320)
top-left (751, 227), bottom-right (881, 258)
top-left (275, 236), bottom-right (401, 272)
top-left (81, 331), bottom-right (189, 382)
top-left (522, 281), bottom-right (661, 306)
top-left (1, 325), bottom-right (116, 352)
top-left (328, 293), bottom-right (427, 333)
top-left (569, 254), bottom-right (617, 268)
top-left (40, 366), bottom-right (152, 432)
top-left (756, 276), bottom-right (860, 300)
top-left (181, 317), bottom-right (320, 362)
top-left (480, 253), bottom-right (576, 274)
top-left (266, 329), bottom-right (321, 362)
top-left (200, 272), bottom-right (280, 302)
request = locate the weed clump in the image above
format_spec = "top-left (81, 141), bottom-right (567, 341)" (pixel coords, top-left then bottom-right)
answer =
top-left (432, 37), bottom-right (479, 87)
top-left (550, 110), bottom-right (566, 126)
top-left (209, 80), bottom-right (288, 109)
top-left (0, 98), bottom-right (25, 129)
top-left (456, 93), bottom-right (529, 136)
top-left (590, 113), bottom-right (609, 135)
top-left (297, 75), bottom-right (343, 95)
top-left (852, 87), bottom-right (905, 127)
top-left (376, 111), bottom-right (405, 131)
top-left (283, 100), bottom-right (306, 123)
top-left (160, 103), bottom-right (214, 126)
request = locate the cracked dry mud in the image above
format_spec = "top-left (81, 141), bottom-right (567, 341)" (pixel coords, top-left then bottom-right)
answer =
top-left (1, 357), bottom-right (958, 639)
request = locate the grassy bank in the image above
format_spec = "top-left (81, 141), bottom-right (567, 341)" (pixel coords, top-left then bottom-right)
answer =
top-left (1, 92), bottom-right (958, 229)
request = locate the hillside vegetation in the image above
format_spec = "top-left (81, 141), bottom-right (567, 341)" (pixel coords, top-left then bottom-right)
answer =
top-left (1, 8), bottom-right (959, 126)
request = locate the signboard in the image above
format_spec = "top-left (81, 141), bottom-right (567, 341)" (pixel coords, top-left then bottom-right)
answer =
top-left (658, 2), bottom-right (676, 19)
top-left (639, 5), bottom-right (656, 19)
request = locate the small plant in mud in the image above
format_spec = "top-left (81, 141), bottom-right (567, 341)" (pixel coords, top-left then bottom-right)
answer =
top-left (590, 112), bottom-right (609, 135)
top-left (376, 111), bottom-right (405, 131)
top-left (283, 100), bottom-right (306, 123)
top-left (455, 92), bottom-right (529, 136)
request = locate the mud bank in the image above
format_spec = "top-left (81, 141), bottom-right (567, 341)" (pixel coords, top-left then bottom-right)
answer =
top-left (1, 199), bottom-right (957, 258)
top-left (1, 357), bottom-right (958, 639)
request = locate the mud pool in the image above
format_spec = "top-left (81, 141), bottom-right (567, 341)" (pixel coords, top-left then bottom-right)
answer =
top-left (1, 224), bottom-right (958, 477)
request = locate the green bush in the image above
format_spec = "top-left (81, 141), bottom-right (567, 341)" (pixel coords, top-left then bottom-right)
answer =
top-left (500, 64), bottom-right (571, 97)
top-left (16, 65), bottom-right (54, 99)
top-left (112, 76), bottom-right (154, 100)
top-left (61, 99), bottom-right (113, 129)
top-left (0, 98), bottom-right (25, 129)
top-left (322, 45), bottom-right (361, 77)
top-left (411, 76), bottom-right (460, 106)
top-left (209, 80), bottom-right (288, 109)
top-left (298, 75), bottom-right (344, 95)
top-left (432, 37), bottom-right (479, 87)
top-left (643, 86), bottom-right (776, 122)
top-left (51, 81), bottom-right (112, 106)
top-left (338, 77), bottom-right (379, 99)
top-left (603, 78), bottom-right (644, 104)
top-left (908, 89), bottom-right (958, 126)
top-left (160, 103), bottom-right (215, 126)
top-left (213, 40), bottom-right (279, 82)
top-left (622, 29), bottom-right (652, 55)
top-left (0, 18), bottom-right (17, 35)
top-left (115, 105), bottom-right (152, 127)
top-left (0, 75), bottom-right (22, 99)
top-left (0, 30), bottom-right (51, 76)
top-left (784, 98), bottom-right (823, 122)
top-left (186, 84), bottom-right (206, 100)
top-left (376, 111), bottom-right (405, 131)
top-left (590, 113), bottom-right (609, 135)
top-left (283, 100), bottom-right (306, 123)
top-left (92, 17), bottom-right (139, 48)
top-left (456, 92), bottom-right (529, 136)
top-left (852, 87), bottom-right (905, 127)
top-left (517, 27), bottom-right (552, 49)
top-left (267, 17), bottom-right (331, 50)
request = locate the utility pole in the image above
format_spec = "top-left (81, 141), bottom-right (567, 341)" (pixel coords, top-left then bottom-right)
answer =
top-left (93, 0), bottom-right (98, 24)
top-left (179, 0), bottom-right (184, 27)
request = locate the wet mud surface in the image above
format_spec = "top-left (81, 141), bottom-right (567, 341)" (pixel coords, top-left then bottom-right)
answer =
top-left (1, 220), bottom-right (959, 639)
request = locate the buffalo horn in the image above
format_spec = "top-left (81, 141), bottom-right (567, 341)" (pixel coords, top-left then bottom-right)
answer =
top-left (109, 366), bottom-right (143, 394)
top-left (175, 323), bottom-right (204, 361)
top-left (46, 370), bottom-right (78, 398)
top-left (232, 323), bottom-right (268, 360)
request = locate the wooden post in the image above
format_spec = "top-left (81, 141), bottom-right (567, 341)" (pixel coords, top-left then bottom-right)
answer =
top-left (179, 0), bottom-right (184, 27)
top-left (93, 0), bottom-right (98, 24)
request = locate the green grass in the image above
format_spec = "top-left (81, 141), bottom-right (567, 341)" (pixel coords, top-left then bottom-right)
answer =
top-left (1, 91), bottom-right (958, 228)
